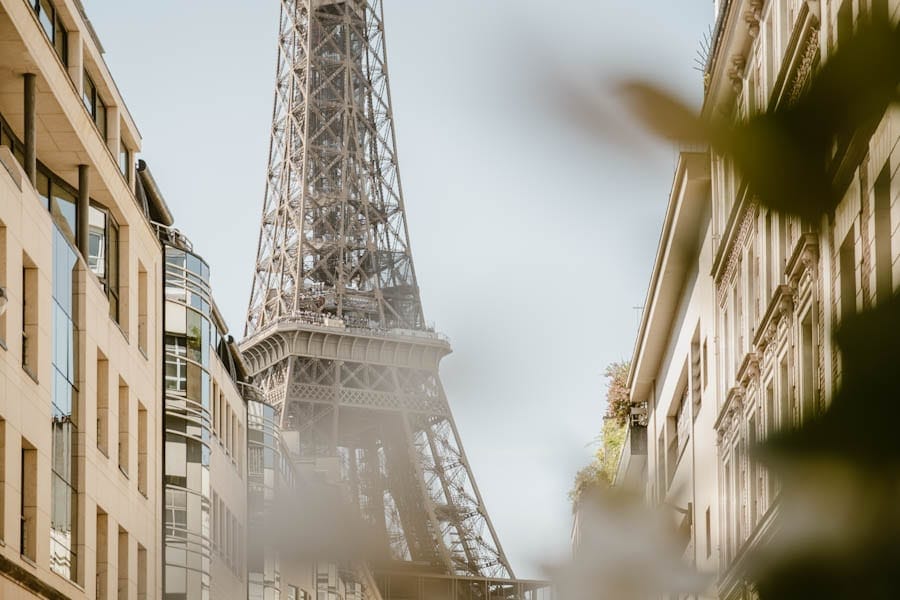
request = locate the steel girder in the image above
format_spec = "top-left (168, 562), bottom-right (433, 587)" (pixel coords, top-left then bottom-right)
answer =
top-left (246, 0), bottom-right (422, 337)
top-left (244, 0), bottom-right (515, 586)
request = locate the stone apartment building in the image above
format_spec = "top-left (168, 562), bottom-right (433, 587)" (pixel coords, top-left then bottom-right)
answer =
top-left (616, 0), bottom-right (900, 598)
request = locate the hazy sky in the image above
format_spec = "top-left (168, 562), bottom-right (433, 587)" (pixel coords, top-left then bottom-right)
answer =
top-left (84, 0), bottom-right (712, 578)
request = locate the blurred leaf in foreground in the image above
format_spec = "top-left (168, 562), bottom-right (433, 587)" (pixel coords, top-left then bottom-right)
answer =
top-left (619, 14), bottom-right (900, 221)
top-left (751, 293), bottom-right (900, 599)
top-left (551, 487), bottom-right (709, 600)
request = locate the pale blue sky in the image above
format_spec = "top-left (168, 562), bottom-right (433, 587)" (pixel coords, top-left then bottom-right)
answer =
top-left (84, 0), bottom-right (712, 578)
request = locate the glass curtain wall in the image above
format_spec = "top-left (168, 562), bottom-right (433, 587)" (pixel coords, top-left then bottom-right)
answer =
top-left (0, 113), bottom-right (120, 320)
top-left (50, 226), bottom-right (79, 581)
top-left (163, 246), bottom-right (213, 600)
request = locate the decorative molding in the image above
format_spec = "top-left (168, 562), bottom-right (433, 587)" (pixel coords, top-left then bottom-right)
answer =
top-left (787, 28), bottom-right (820, 104)
top-left (753, 285), bottom-right (795, 352)
top-left (729, 55), bottom-right (747, 93)
top-left (717, 202), bottom-right (758, 304)
top-left (736, 352), bottom-right (760, 388)
top-left (805, 0), bottom-right (821, 26)
top-left (744, 1), bottom-right (763, 38)
top-left (786, 232), bottom-right (820, 288)
top-left (715, 385), bottom-right (747, 439)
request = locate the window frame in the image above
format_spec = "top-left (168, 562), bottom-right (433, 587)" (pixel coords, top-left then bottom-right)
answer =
top-left (32, 0), bottom-right (68, 66)
top-left (82, 69), bottom-right (108, 141)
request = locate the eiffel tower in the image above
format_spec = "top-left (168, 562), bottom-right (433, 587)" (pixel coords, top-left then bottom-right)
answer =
top-left (240, 1), bottom-right (544, 597)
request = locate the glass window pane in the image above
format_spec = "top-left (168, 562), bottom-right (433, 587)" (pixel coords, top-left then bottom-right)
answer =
top-left (88, 206), bottom-right (107, 278)
top-left (119, 142), bottom-right (130, 177)
top-left (37, 169), bottom-right (50, 209)
top-left (53, 17), bottom-right (67, 64)
top-left (82, 71), bottom-right (95, 115)
top-left (96, 101), bottom-right (107, 139)
top-left (37, 0), bottom-right (54, 39)
top-left (51, 183), bottom-right (77, 242)
top-left (108, 221), bottom-right (119, 322)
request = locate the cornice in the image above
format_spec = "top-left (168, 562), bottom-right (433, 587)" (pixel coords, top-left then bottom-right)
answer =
top-left (785, 232), bottom-right (820, 287)
top-left (714, 194), bottom-right (757, 303)
top-left (752, 284), bottom-right (795, 351)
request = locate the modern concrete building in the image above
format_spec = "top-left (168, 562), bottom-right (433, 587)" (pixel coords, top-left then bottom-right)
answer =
top-left (154, 218), bottom-right (251, 600)
top-left (0, 2), bottom-right (256, 599)
top-left (0, 1), bottom-right (159, 597)
top-left (620, 1), bottom-right (900, 598)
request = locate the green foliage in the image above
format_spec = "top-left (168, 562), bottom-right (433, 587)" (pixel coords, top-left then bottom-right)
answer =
top-left (602, 361), bottom-right (631, 427)
top-left (570, 362), bottom-right (630, 506)
top-left (597, 418), bottom-right (626, 483)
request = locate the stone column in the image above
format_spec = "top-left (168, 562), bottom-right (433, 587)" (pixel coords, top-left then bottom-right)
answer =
top-left (77, 165), bottom-right (90, 259)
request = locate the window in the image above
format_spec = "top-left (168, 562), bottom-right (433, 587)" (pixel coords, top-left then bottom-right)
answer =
top-left (96, 508), bottom-right (109, 600)
top-left (734, 270), bottom-right (743, 370)
top-left (837, 0), bottom-right (853, 49)
top-left (117, 527), bottom-right (129, 599)
top-left (211, 491), bottom-right (218, 551)
top-left (691, 332), bottom-right (702, 419)
top-left (32, 0), bottom-right (68, 65)
top-left (137, 544), bottom-right (148, 600)
top-left (138, 403), bottom-right (148, 495)
top-left (840, 230), bottom-right (857, 322)
top-left (765, 10), bottom-right (776, 94)
top-left (780, 358), bottom-right (792, 430)
top-left (88, 206), bottom-right (107, 278)
top-left (118, 378), bottom-right (130, 477)
top-left (97, 351), bottom-right (109, 455)
top-left (22, 253), bottom-right (38, 379)
top-left (723, 460), bottom-right (732, 562)
top-left (50, 227), bottom-right (80, 581)
top-left (21, 440), bottom-right (37, 561)
top-left (50, 179), bottom-right (77, 242)
top-left (165, 335), bottom-right (188, 392)
top-left (212, 381), bottom-right (219, 437)
top-left (800, 312), bottom-right (816, 421)
top-left (702, 338), bottom-right (709, 391)
top-left (874, 163), bottom-right (893, 303)
top-left (0, 220), bottom-right (7, 347)
top-left (675, 389), bottom-right (690, 457)
top-left (748, 415), bottom-right (759, 528)
top-left (107, 220), bottom-right (120, 322)
top-left (705, 507), bottom-right (712, 559)
top-left (119, 141), bottom-right (131, 181)
top-left (82, 70), bottom-right (107, 140)
top-left (666, 417), bottom-right (679, 487)
top-left (36, 170), bottom-right (50, 209)
top-left (227, 408), bottom-right (233, 456)
top-left (0, 418), bottom-right (5, 541)
top-left (138, 263), bottom-right (148, 354)
top-left (764, 211), bottom-right (773, 297)
top-left (237, 422), bottom-right (243, 473)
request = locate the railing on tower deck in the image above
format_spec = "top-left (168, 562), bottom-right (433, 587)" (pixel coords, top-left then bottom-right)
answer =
top-left (374, 571), bottom-right (555, 600)
top-left (238, 381), bottom-right (267, 404)
top-left (245, 313), bottom-right (451, 345)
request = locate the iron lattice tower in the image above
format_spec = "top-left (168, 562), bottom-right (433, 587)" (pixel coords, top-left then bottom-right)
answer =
top-left (243, 0), bottom-right (514, 583)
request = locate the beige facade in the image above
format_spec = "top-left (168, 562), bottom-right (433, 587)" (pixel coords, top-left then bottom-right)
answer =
top-left (0, 1), bottom-right (161, 598)
top-left (622, 1), bottom-right (900, 599)
top-left (207, 315), bottom-right (249, 600)
top-left (1, 1), bottom-right (257, 599)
